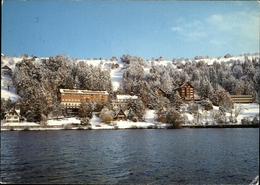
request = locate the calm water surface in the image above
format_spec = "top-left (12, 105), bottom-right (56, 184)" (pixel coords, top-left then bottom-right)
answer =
top-left (1, 129), bottom-right (259, 184)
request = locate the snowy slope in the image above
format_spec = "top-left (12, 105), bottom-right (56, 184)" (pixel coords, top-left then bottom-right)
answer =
top-left (1, 56), bottom-right (25, 102)
top-left (110, 65), bottom-right (124, 91)
top-left (76, 58), bottom-right (125, 92)
top-left (1, 53), bottom-right (259, 101)
top-left (1, 89), bottom-right (20, 102)
top-left (47, 117), bottom-right (81, 126)
top-left (1, 70), bottom-right (20, 102)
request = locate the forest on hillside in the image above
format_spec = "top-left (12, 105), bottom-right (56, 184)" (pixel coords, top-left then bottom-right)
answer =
top-left (1, 54), bottom-right (260, 124)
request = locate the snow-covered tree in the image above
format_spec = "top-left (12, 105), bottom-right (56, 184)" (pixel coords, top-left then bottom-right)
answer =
top-left (100, 107), bottom-right (114, 124)
top-left (79, 102), bottom-right (94, 118)
top-left (127, 99), bottom-right (145, 120)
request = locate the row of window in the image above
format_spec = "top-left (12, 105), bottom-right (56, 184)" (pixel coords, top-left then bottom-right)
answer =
top-left (61, 94), bottom-right (106, 98)
top-left (6, 116), bottom-right (19, 119)
top-left (61, 98), bottom-right (107, 102)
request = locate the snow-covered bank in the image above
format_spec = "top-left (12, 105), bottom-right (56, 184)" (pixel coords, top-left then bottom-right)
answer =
top-left (2, 122), bottom-right (40, 127)
top-left (235, 103), bottom-right (259, 124)
top-left (1, 103), bottom-right (259, 131)
top-left (47, 117), bottom-right (81, 126)
top-left (181, 103), bottom-right (259, 126)
top-left (115, 120), bottom-right (155, 129)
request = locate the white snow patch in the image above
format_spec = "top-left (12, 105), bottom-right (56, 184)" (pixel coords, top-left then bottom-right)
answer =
top-left (213, 106), bottom-right (219, 111)
top-left (116, 94), bottom-right (138, 100)
top-left (144, 109), bottom-right (156, 123)
top-left (143, 67), bottom-right (150, 74)
top-left (2, 122), bottom-right (40, 127)
top-left (115, 120), bottom-right (155, 129)
top-left (185, 113), bottom-right (194, 121)
top-left (47, 117), bottom-right (81, 126)
top-left (1, 89), bottom-right (20, 102)
top-left (110, 67), bottom-right (124, 91)
top-left (235, 103), bottom-right (259, 124)
top-left (89, 114), bottom-right (114, 129)
top-left (89, 114), bottom-right (102, 126)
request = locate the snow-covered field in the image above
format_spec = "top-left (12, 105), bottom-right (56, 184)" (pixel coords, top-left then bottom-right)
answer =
top-left (1, 103), bottom-right (259, 130)
top-left (1, 88), bottom-right (20, 102)
top-left (235, 103), bottom-right (259, 124)
top-left (113, 109), bottom-right (158, 129)
top-left (1, 73), bottom-right (20, 101)
top-left (89, 114), bottom-right (113, 129)
top-left (115, 120), bottom-right (155, 129)
top-left (110, 67), bottom-right (124, 91)
top-left (47, 117), bottom-right (81, 126)
top-left (182, 103), bottom-right (259, 126)
top-left (2, 122), bottom-right (40, 127)
top-left (88, 110), bottom-right (158, 129)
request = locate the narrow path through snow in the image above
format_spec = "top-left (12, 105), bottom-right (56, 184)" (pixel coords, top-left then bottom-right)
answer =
top-left (110, 62), bottom-right (125, 92)
top-left (110, 68), bottom-right (124, 91)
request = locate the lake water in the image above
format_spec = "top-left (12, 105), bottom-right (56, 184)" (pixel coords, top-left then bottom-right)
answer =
top-left (1, 129), bottom-right (259, 184)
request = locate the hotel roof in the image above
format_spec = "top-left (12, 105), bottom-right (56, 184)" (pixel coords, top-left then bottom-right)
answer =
top-left (59, 89), bottom-right (109, 95)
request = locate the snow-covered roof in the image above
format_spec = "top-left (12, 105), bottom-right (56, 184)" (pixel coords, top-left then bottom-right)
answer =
top-left (1, 65), bottom-right (12, 70)
top-left (5, 108), bottom-right (21, 117)
top-left (60, 89), bottom-right (109, 95)
top-left (116, 94), bottom-right (138, 100)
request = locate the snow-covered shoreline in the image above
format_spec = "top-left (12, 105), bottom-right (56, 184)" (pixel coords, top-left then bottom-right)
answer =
top-left (1, 103), bottom-right (259, 131)
top-left (1, 123), bottom-right (259, 131)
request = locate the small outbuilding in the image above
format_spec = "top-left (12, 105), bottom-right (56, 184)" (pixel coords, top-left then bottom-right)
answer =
top-left (5, 107), bottom-right (22, 122)
top-left (114, 109), bottom-right (127, 121)
top-left (1, 65), bottom-right (12, 76)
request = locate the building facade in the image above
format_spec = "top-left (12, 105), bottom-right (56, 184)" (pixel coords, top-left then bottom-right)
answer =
top-left (177, 82), bottom-right (195, 101)
top-left (111, 94), bottom-right (138, 110)
top-left (1, 65), bottom-right (12, 76)
top-left (60, 89), bottom-right (109, 109)
top-left (114, 109), bottom-right (127, 120)
top-left (230, 95), bottom-right (253, 103)
top-left (5, 108), bottom-right (21, 122)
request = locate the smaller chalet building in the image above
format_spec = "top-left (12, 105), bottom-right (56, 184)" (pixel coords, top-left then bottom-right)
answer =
top-left (156, 82), bottom-right (197, 102)
top-left (176, 82), bottom-right (195, 101)
top-left (1, 65), bottom-right (12, 76)
top-left (114, 109), bottom-right (127, 120)
top-left (155, 88), bottom-right (171, 99)
top-left (112, 94), bottom-right (138, 110)
top-left (5, 107), bottom-right (22, 122)
top-left (113, 108), bottom-right (138, 121)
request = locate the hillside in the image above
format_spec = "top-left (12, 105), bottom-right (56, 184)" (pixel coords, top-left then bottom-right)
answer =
top-left (1, 53), bottom-right (259, 102)
top-left (1, 53), bottom-right (259, 127)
